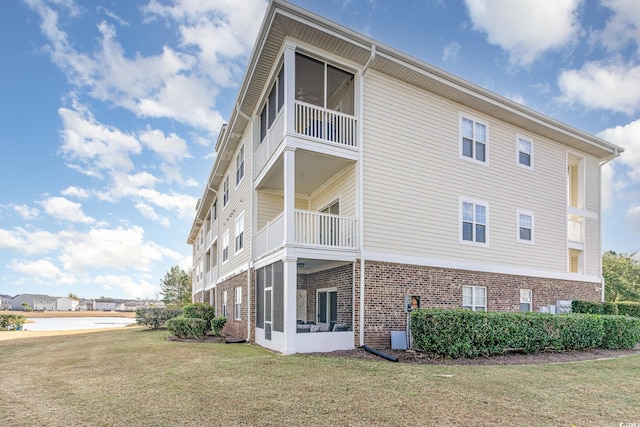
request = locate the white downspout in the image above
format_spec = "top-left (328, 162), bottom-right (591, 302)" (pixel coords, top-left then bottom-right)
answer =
top-left (358, 45), bottom-right (376, 347)
top-left (598, 148), bottom-right (620, 302)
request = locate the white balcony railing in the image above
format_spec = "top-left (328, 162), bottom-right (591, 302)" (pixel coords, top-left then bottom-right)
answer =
top-left (255, 209), bottom-right (357, 258)
top-left (255, 212), bottom-right (285, 258)
top-left (568, 216), bottom-right (584, 243)
top-left (294, 210), bottom-right (357, 248)
top-left (294, 101), bottom-right (357, 148)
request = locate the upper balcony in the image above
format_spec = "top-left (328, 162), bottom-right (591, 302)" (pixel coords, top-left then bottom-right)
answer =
top-left (255, 51), bottom-right (358, 177)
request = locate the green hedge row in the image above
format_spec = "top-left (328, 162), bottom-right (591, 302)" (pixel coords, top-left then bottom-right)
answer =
top-left (182, 303), bottom-right (216, 328)
top-left (0, 314), bottom-right (25, 331)
top-left (571, 300), bottom-right (619, 315)
top-left (166, 317), bottom-right (208, 339)
top-left (572, 300), bottom-right (640, 317)
top-left (617, 302), bottom-right (640, 318)
top-left (410, 309), bottom-right (640, 358)
top-left (135, 307), bottom-right (183, 329)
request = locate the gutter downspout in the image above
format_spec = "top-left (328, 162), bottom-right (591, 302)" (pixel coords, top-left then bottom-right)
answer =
top-left (358, 45), bottom-right (376, 347)
top-left (598, 148), bottom-right (620, 302)
top-left (207, 185), bottom-right (220, 306)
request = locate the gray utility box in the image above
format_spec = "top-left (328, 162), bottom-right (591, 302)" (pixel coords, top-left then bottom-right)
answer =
top-left (391, 331), bottom-right (407, 350)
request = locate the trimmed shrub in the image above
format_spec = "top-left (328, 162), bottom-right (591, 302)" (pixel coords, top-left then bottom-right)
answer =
top-left (166, 316), bottom-right (208, 339)
top-left (601, 315), bottom-right (640, 349)
top-left (617, 301), bottom-right (640, 318)
top-left (0, 314), bottom-right (25, 331)
top-left (135, 307), bottom-right (182, 329)
top-left (603, 302), bottom-right (619, 315)
top-left (182, 303), bottom-right (216, 329)
top-left (410, 309), bottom-right (609, 358)
top-left (211, 316), bottom-right (227, 337)
top-left (572, 300), bottom-right (605, 314)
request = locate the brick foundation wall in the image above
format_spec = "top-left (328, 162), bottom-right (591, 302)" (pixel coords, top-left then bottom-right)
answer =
top-left (359, 260), bottom-right (601, 349)
top-left (216, 271), bottom-right (249, 341)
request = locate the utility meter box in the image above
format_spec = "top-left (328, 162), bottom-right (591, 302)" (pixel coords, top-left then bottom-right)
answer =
top-left (404, 294), bottom-right (421, 313)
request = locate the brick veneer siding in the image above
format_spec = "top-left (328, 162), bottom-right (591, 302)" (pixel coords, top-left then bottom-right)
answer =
top-left (215, 271), bottom-right (249, 341)
top-left (357, 260), bottom-right (601, 349)
top-left (298, 264), bottom-right (353, 327)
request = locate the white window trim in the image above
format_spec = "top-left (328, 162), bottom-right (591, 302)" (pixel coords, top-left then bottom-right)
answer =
top-left (222, 231), bottom-right (229, 264)
top-left (516, 133), bottom-right (534, 170)
top-left (459, 112), bottom-right (489, 166)
top-left (222, 290), bottom-right (228, 318)
top-left (234, 211), bottom-right (245, 254)
top-left (223, 175), bottom-right (230, 207)
top-left (520, 289), bottom-right (532, 312)
top-left (462, 285), bottom-right (487, 311)
top-left (235, 287), bottom-right (242, 320)
top-left (516, 209), bottom-right (535, 245)
top-left (459, 197), bottom-right (489, 247)
top-left (235, 145), bottom-right (245, 188)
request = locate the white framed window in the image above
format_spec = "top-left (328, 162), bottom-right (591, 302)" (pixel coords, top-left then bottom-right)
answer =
top-left (223, 176), bottom-right (229, 207)
top-left (235, 145), bottom-right (244, 187)
top-left (463, 286), bottom-right (486, 311)
top-left (517, 210), bottom-right (534, 244)
top-left (260, 66), bottom-right (285, 143)
top-left (460, 198), bottom-right (488, 245)
top-left (222, 231), bottom-right (229, 263)
top-left (212, 199), bottom-right (217, 220)
top-left (222, 290), bottom-right (228, 318)
top-left (235, 287), bottom-right (242, 320)
top-left (234, 211), bottom-right (244, 253)
top-left (516, 134), bottom-right (533, 169)
top-left (460, 114), bottom-right (488, 164)
top-left (520, 289), bottom-right (532, 312)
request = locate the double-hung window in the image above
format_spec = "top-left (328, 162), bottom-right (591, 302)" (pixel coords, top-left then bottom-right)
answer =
top-left (222, 231), bottom-right (229, 263)
top-left (463, 286), bottom-right (486, 311)
top-left (461, 198), bottom-right (488, 245)
top-left (235, 145), bottom-right (244, 186)
top-left (235, 287), bottom-right (242, 320)
top-left (460, 115), bottom-right (488, 163)
top-left (517, 135), bottom-right (533, 169)
top-left (520, 289), bottom-right (532, 312)
top-left (223, 176), bottom-right (229, 207)
top-left (260, 66), bottom-right (285, 143)
top-left (234, 212), bottom-right (244, 253)
top-left (517, 210), bottom-right (534, 244)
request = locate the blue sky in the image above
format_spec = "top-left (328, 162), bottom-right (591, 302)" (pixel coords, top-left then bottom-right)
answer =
top-left (1, 0), bottom-right (639, 299)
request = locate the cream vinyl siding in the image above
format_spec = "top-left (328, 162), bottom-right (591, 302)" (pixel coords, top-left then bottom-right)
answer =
top-left (585, 217), bottom-right (600, 276)
top-left (362, 70), bottom-right (581, 274)
top-left (257, 191), bottom-right (310, 230)
top-left (584, 156), bottom-right (600, 213)
top-left (218, 139), bottom-right (252, 277)
top-left (309, 163), bottom-right (356, 216)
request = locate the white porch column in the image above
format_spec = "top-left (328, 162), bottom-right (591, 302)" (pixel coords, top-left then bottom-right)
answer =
top-left (282, 256), bottom-right (298, 354)
top-left (283, 146), bottom-right (296, 245)
top-left (283, 42), bottom-right (296, 136)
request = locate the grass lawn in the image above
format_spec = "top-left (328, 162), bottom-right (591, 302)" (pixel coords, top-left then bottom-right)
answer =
top-left (1, 328), bottom-right (639, 427)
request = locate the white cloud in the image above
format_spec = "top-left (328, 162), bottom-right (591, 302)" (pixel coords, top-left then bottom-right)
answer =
top-left (58, 225), bottom-right (181, 273)
top-left (464, 0), bottom-right (582, 66)
top-left (135, 202), bottom-right (171, 228)
top-left (598, 119), bottom-right (640, 181)
top-left (61, 186), bottom-right (90, 198)
top-left (59, 104), bottom-right (141, 175)
top-left (12, 204), bottom-right (39, 220)
top-left (8, 258), bottom-right (77, 285)
top-left (42, 196), bottom-right (95, 224)
top-left (26, 0), bottom-right (265, 134)
top-left (139, 127), bottom-right (189, 164)
top-left (94, 274), bottom-right (157, 299)
top-left (558, 61), bottom-right (640, 114)
top-left (592, 0), bottom-right (640, 54)
top-left (442, 42), bottom-right (461, 63)
top-left (626, 205), bottom-right (640, 233)
top-left (0, 228), bottom-right (63, 255)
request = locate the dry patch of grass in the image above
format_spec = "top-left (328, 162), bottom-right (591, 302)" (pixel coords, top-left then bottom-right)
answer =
top-left (1, 328), bottom-right (639, 426)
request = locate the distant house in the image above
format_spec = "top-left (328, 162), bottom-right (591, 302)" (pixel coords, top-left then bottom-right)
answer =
top-left (93, 299), bottom-right (117, 311)
top-left (56, 297), bottom-right (79, 311)
top-left (11, 294), bottom-right (57, 311)
top-left (0, 294), bottom-right (12, 310)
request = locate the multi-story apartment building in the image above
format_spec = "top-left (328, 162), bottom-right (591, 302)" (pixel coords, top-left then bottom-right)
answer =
top-left (187, 0), bottom-right (622, 354)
